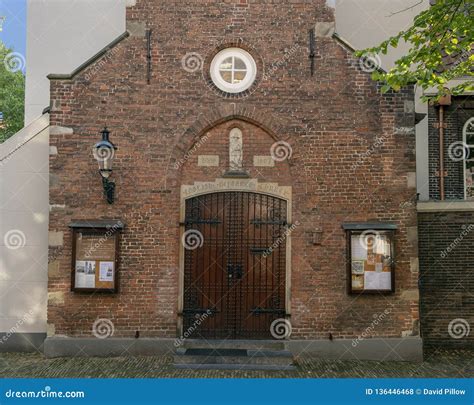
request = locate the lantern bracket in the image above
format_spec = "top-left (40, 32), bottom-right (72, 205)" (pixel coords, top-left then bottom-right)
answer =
top-left (102, 177), bottom-right (115, 204)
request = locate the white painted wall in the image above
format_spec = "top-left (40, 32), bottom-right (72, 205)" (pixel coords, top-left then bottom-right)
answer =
top-left (0, 115), bottom-right (49, 337)
top-left (335, 0), bottom-right (431, 200)
top-left (25, 0), bottom-right (126, 124)
top-left (335, 0), bottom-right (428, 70)
top-left (0, 0), bottom-right (126, 340)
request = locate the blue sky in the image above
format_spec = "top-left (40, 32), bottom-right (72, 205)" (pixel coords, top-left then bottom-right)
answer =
top-left (0, 0), bottom-right (27, 71)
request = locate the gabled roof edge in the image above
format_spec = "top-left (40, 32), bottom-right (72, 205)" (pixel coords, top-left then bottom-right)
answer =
top-left (332, 32), bottom-right (356, 53)
top-left (332, 32), bottom-right (387, 74)
top-left (47, 31), bottom-right (130, 80)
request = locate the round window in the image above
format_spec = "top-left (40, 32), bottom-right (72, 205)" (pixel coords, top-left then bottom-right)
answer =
top-left (210, 48), bottom-right (257, 94)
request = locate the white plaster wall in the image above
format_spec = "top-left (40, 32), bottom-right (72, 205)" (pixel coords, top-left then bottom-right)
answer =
top-left (335, 0), bottom-right (430, 200)
top-left (25, 0), bottom-right (126, 125)
top-left (0, 115), bottom-right (49, 334)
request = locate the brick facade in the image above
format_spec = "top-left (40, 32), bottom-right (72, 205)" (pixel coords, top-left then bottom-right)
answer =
top-left (418, 211), bottom-right (474, 348)
top-left (47, 1), bottom-right (419, 342)
top-left (419, 97), bottom-right (474, 349)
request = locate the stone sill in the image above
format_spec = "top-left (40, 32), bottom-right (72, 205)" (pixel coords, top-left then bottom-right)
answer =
top-left (417, 200), bottom-right (474, 212)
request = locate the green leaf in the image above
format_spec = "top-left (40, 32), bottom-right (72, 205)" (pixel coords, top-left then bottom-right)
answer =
top-left (0, 41), bottom-right (25, 143)
top-left (354, 0), bottom-right (474, 99)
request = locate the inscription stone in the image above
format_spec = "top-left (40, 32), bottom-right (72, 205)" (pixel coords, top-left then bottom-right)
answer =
top-left (198, 155), bottom-right (219, 167)
top-left (254, 156), bottom-right (275, 167)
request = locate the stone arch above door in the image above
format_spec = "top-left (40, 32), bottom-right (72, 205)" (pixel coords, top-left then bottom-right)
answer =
top-left (177, 118), bottom-right (293, 189)
top-left (182, 178), bottom-right (291, 202)
top-left (168, 106), bottom-right (290, 178)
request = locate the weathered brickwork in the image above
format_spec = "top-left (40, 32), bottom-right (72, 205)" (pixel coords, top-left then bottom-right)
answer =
top-left (428, 97), bottom-right (474, 200)
top-left (418, 212), bottom-right (474, 349)
top-left (48, 1), bottom-right (419, 340)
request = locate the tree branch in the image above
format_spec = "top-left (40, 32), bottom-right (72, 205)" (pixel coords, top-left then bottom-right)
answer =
top-left (387, 0), bottom-right (424, 17)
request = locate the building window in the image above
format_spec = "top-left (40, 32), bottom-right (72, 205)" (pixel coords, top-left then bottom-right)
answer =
top-left (463, 117), bottom-right (474, 199)
top-left (210, 48), bottom-right (257, 94)
top-left (342, 224), bottom-right (397, 294)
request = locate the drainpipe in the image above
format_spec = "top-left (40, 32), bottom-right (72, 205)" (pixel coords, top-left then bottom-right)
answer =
top-left (436, 93), bottom-right (452, 201)
top-left (439, 105), bottom-right (445, 200)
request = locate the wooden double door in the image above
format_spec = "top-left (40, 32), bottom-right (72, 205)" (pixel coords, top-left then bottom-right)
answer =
top-left (182, 192), bottom-right (288, 339)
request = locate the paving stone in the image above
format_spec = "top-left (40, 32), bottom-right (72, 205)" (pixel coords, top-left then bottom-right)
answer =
top-left (0, 349), bottom-right (472, 378)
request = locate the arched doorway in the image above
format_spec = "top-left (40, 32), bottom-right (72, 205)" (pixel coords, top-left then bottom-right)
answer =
top-left (181, 191), bottom-right (288, 339)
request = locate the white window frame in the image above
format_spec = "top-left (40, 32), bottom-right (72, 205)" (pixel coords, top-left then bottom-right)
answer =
top-left (463, 117), bottom-right (474, 200)
top-left (210, 48), bottom-right (257, 94)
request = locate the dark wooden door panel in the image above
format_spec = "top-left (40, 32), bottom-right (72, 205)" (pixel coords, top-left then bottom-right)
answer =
top-left (183, 192), bottom-right (287, 339)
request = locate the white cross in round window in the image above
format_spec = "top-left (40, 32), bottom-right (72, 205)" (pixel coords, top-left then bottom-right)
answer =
top-left (210, 48), bottom-right (257, 94)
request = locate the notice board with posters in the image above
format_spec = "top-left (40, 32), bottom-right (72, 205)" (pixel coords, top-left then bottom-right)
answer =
top-left (70, 220), bottom-right (124, 293)
top-left (343, 223), bottom-right (396, 294)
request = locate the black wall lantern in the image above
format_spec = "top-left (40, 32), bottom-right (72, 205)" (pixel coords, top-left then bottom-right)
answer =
top-left (93, 127), bottom-right (117, 204)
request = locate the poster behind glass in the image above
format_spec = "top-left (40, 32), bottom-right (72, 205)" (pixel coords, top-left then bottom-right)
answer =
top-left (73, 231), bottom-right (116, 291)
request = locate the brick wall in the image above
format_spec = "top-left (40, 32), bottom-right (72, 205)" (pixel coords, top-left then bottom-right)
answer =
top-left (428, 97), bottom-right (474, 200)
top-left (48, 0), bottom-right (419, 341)
top-left (418, 211), bottom-right (474, 348)
top-left (421, 96), bottom-right (474, 349)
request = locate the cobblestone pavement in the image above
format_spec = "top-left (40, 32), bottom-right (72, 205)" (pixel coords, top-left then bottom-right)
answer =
top-left (0, 349), bottom-right (472, 378)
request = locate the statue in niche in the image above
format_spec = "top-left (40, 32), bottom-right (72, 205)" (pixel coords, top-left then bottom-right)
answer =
top-left (229, 128), bottom-right (243, 172)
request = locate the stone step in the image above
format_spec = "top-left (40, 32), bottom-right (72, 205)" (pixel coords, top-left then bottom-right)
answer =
top-left (173, 347), bottom-right (295, 371)
top-left (174, 355), bottom-right (293, 366)
top-left (174, 363), bottom-right (297, 371)
top-left (179, 339), bottom-right (286, 351)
